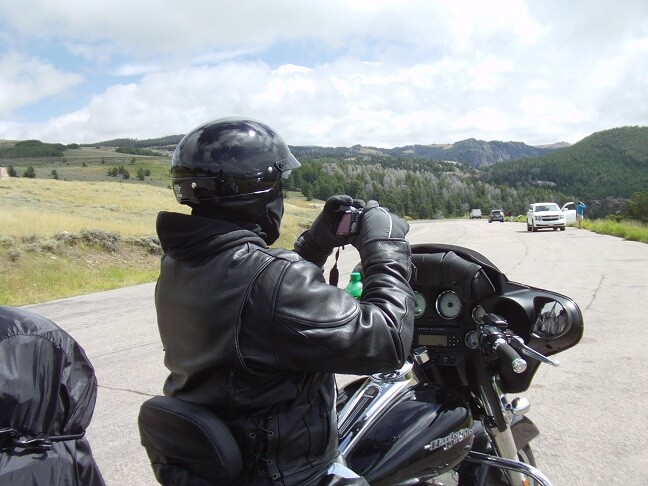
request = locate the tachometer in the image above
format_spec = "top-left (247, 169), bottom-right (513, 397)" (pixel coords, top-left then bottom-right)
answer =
top-left (436, 290), bottom-right (462, 320)
top-left (414, 291), bottom-right (427, 318)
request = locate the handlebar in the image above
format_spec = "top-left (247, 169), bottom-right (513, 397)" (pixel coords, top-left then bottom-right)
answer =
top-left (479, 316), bottom-right (527, 374)
top-left (492, 338), bottom-right (527, 374)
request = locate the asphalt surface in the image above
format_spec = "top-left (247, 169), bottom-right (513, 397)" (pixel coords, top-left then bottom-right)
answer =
top-left (24, 219), bottom-right (648, 484)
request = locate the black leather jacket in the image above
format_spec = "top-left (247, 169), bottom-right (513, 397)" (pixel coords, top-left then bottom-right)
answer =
top-left (155, 211), bottom-right (414, 485)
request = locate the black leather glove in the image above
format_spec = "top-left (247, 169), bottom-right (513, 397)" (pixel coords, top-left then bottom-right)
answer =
top-left (294, 195), bottom-right (365, 267)
top-left (352, 200), bottom-right (409, 251)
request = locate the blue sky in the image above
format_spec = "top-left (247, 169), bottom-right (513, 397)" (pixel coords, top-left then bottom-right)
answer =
top-left (0, 0), bottom-right (646, 147)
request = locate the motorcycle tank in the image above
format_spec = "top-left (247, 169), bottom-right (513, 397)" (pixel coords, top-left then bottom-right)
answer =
top-left (342, 383), bottom-right (473, 485)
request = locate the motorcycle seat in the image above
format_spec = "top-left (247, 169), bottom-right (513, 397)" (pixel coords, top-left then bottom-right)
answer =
top-left (138, 395), bottom-right (242, 485)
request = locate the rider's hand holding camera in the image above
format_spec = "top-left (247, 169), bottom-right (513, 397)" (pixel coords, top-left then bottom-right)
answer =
top-left (294, 195), bottom-right (365, 267)
top-left (352, 200), bottom-right (409, 251)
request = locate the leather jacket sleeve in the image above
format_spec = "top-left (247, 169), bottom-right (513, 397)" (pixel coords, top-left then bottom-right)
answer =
top-left (247, 239), bottom-right (415, 375)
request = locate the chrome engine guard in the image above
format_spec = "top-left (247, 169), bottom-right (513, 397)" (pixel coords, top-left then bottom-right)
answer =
top-left (464, 451), bottom-right (553, 486)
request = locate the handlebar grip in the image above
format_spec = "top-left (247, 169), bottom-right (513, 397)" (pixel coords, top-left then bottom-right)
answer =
top-left (493, 339), bottom-right (527, 374)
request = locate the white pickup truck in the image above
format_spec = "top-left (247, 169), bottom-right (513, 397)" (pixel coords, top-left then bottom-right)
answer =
top-left (527, 202), bottom-right (575, 231)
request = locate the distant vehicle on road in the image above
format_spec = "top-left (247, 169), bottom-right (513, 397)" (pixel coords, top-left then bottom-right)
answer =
top-left (488, 209), bottom-right (504, 223)
top-left (527, 202), bottom-right (566, 232)
top-left (469, 209), bottom-right (482, 219)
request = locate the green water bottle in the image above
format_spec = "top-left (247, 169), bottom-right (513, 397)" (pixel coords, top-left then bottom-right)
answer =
top-left (345, 272), bottom-right (363, 300)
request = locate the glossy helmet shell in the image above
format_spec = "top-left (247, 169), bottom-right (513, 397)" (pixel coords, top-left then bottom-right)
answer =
top-left (170, 117), bottom-right (300, 205)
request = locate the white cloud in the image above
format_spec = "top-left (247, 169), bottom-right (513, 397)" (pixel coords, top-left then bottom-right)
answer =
top-left (0, 0), bottom-right (548, 58)
top-left (0, 58), bottom-right (548, 144)
top-left (0, 52), bottom-right (84, 115)
top-left (65, 42), bottom-right (119, 64)
top-left (114, 63), bottom-right (163, 77)
top-left (0, 0), bottom-right (646, 145)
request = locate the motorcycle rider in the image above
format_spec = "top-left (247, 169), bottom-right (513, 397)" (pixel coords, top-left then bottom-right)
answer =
top-left (154, 117), bottom-right (415, 485)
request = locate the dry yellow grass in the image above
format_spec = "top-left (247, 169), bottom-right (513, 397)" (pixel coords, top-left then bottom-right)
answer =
top-left (0, 178), bottom-right (322, 305)
top-left (0, 178), bottom-right (321, 239)
top-left (0, 177), bottom-right (190, 237)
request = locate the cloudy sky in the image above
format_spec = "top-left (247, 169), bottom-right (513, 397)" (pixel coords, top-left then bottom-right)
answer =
top-left (0, 0), bottom-right (646, 147)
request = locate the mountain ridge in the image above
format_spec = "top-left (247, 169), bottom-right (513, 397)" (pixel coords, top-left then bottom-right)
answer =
top-left (82, 135), bottom-right (566, 168)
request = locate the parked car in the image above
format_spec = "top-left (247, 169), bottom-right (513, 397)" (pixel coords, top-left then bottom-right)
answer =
top-left (469, 209), bottom-right (482, 219)
top-left (526, 202), bottom-right (566, 231)
top-left (488, 209), bottom-right (504, 223)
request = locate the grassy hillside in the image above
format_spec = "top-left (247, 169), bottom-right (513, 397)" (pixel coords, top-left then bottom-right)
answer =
top-left (486, 126), bottom-right (648, 199)
top-left (1, 177), bottom-right (185, 237)
top-left (0, 145), bottom-right (173, 187)
top-left (0, 177), bottom-right (320, 305)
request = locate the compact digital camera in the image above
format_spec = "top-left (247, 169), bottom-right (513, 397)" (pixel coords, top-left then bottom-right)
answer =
top-left (335, 206), bottom-right (363, 236)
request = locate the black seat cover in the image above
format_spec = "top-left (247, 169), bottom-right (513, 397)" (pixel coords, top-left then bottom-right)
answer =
top-left (138, 395), bottom-right (243, 485)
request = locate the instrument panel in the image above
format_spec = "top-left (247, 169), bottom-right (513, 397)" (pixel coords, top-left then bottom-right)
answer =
top-left (413, 288), bottom-right (486, 325)
top-left (412, 287), bottom-right (488, 359)
top-left (405, 245), bottom-right (584, 392)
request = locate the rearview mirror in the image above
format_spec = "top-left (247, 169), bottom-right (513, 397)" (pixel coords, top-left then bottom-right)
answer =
top-left (532, 300), bottom-right (569, 339)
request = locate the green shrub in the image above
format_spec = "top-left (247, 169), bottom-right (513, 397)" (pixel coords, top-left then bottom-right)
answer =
top-left (0, 236), bottom-right (12, 247)
top-left (126, 235), bottom-right (162, 254)
top-left (7, 248), bottom-right (21, 262)
top-left (23, 243), bottom-right (42, 253)
top-left (80, 229), bottom-right (121, 252)
top-left (627, 192), bottom-right (648, 223)
top-left (40, 239), bottom-right (62, 253)
top-left (55, 231), bottom-right (81, 245)
top-left (20, 235), bottom-right (39, 244)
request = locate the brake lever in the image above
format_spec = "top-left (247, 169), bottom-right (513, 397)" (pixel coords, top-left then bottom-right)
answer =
top-left (511, 337), bottom-right (560, 367)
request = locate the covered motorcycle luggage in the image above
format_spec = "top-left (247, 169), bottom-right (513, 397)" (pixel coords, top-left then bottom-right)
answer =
top-left (0, 306), bottom-right (105, 485)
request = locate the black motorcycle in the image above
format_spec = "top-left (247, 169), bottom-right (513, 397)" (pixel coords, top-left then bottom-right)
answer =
top-left (139, 243), bottom-right (583, 486)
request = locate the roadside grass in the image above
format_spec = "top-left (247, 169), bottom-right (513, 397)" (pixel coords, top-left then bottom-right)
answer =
top-left (0, 177), bottom-right (320, 305)
top-left (0, 238), bottom-right (161, 306)
top-left (513, 214), bottom-right (647, 243)
top-left (582, 219), bottom-right (648, 243)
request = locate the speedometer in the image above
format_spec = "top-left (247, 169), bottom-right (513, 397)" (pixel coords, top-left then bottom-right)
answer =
top-left (436, 290), bottom-right (462, 320)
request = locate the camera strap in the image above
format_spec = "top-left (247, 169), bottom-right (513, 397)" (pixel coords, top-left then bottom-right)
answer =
top-left (328, 248), bottom-right (341, 286)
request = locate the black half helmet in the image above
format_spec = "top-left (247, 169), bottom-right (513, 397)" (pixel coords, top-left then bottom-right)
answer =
top-left (171, 117), bottom-right (301, 205)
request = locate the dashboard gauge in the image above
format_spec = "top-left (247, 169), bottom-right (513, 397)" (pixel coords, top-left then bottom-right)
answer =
top-left (436, 290), bottom-right (462, 320)
top-left (413, 291), bottom-right (427, 318)
top-left (464, 330), bottom-right (480, 349)
top-left (472, 305), bottom-right (486, 324)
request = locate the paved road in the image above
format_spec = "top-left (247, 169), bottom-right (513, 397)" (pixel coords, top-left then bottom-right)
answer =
top-left (25, 220), bottom-right (648, 484)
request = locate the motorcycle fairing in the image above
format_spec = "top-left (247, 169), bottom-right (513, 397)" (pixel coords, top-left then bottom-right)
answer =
top-left (409, 244), bottom-right (584, 393)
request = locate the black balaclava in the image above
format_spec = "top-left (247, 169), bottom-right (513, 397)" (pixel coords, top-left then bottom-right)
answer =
top-left (191, 190), bottom-right (284, 245)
